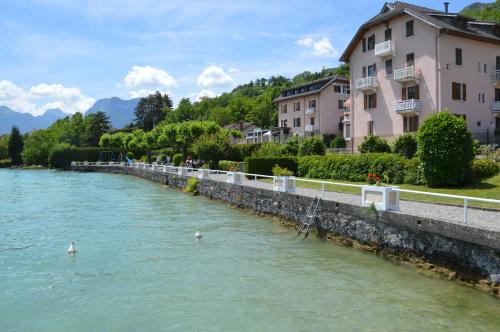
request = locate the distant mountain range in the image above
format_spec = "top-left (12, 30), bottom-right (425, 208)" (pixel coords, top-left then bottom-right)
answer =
top-left (0, 97), bottom-right (140, 134)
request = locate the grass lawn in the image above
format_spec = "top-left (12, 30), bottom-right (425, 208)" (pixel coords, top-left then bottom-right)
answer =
top-left (262, 174), bottom-right (500, 210)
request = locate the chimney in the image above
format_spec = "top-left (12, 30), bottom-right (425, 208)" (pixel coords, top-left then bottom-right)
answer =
top-left (444, 2), bottom-right (449, 13)
top-left (239, 121), bottom-right (244, 130)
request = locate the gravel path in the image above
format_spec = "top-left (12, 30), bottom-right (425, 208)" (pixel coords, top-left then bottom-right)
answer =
top-left (205, 172), bottom-right (500, 233)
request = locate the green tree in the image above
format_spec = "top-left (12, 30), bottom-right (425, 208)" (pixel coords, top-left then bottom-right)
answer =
top-left (208, 106), bottom-right (232, 126)
top-left (298, 136), bottom-right (326, 156)
top-left (134, 91), bottom-right (173, 131)
top-left (392, 133), bottom-right (417, 159)
top-left (22, 129), bottom-right (57, 166)
top-left (8, 126), bottom-right (24, 165)
top-left (192, 132), bottom-right (231, 167)
top-left (417, 111), bottom-right (475, 186)
top-left (85, 111), bottom-right (111, 147)
top-left (0, 135), bottom-right (9, 159)
top-left (358, 135), bottom-right (391, 153)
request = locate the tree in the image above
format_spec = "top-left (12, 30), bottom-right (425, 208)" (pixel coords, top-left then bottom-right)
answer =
top-left (358, 135), bottom-right (391, 153)
top-left (417, 111), bottom-right (475, 186)
top-left (134, 91), bottom-right (173, 131)
top-left (0, 135), bottom-right (9, 159)
top-left (85, 111), bottom-right (111, 146)
top-left (192, 131), bottom-right (232, 167)
top-left (298, 136), bottom-right (326, 156)
top-left (8, 126), bottom-right (24, 165)
top-left (392, 133), bottom-right (417, 159)
top-left (22, 129), bottom-right (57, 166)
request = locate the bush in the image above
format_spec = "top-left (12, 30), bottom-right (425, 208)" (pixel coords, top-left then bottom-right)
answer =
top-left (322, 134), bottom-right (336, 148)
top-left (298, 153), bottom-right (406, 184)
top-left (218, 160), bottom-right (240, 171)
top-left (244, 156), bottom-right (297, 176)
top-left (173, 153), bottom-right (183, 166)
top-left (417, 112), bottom-right (475, 186)
top-left (330, 137), bottom-right (346, 149)
top-left (392, 133), bottom-right (417, 159)
top-left (226, 143), bottom-right (262, 161)
top-left (0, 159), bottom-right (12, 168)
top-left (184, 177), bottom-right (198, 195)
top-left (252, 142), bottom-right (286, 157)
top-left (272, 165), bottom-right (294, 176)
top-left (126, 152), bottom-right (135, 160)
top-left (283, 136), bottom-right (300, 156)
top-left (48, 145), bottom-right (116, 169)
top-left (298, 136), bottom-right (326, 156)
top-left (472, 159), bottom-right (499, 179)
top-left (403, 158), bottom-right (425, 185)
top-left (358, 135), bottom-right (391, 153)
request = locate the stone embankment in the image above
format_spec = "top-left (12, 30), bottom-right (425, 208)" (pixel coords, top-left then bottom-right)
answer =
top-left (72, 164), bottom-right (500, 297)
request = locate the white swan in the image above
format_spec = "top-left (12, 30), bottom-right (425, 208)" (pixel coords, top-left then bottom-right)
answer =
top-left (195, 230), bottom-right (203, 239)
top-left (67, 242), bottom-right (77, 254)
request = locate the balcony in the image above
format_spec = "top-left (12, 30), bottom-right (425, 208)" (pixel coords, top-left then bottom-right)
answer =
top-left (355, 76), bottom-right (378, 92)
top-left (305, 107), bottom-right (316, 115)
top-left (305, 124), bottom-right (317, 132)
top-left (492, 101), bottom-right (500, 113)
top-left (374, 40), bottom-right (395, 58)
top-left (491, 70), bottom-right (500, 82)
top-left (394, 66), bottom-right (421, 83)
top-left (394, 99), bottom-right (421, 114)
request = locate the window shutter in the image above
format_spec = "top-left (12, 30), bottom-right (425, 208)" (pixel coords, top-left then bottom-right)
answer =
top-left (403, 117), bottom-right (407, 132)
top-left (452, 83), bottom-right (457, 100)
top-left (415, 85), bottom-right (420, 99)
top-left (373, 63), bottom-right (377, 74)
top-left (373, 94), bottom-right (377, 108)
top-left (364, 95), bottom-right (368, 110)
top-left (462, 84), bottom-right (467, 101)
top-left (362, 66), bottom-right (366, 78)
top-left (402, 87), bottom-right (407, 100)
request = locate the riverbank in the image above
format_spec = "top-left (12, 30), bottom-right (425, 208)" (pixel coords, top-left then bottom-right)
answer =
top-left (71, 164), bottom-right (500, 297)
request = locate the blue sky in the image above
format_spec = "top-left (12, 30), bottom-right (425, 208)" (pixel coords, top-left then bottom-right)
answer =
top-left (0, 0), bottom-right (471, 115)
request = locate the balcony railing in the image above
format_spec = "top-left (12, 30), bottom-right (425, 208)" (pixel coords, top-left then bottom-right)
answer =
top-left (491, 70), bottom-right (500, 82)
top-left (374, 40), bottom-right (395, 57)
top-left (305, 107), bottom-right (316, 115)
top-left (492, 101), bottom-right (500, 112)
top-left (394, 99), bottom-right (421, 113)
top-left (394, 66), bottom-right (421, 82)
top-left (355, 76), bottom-right (378, 91)
top-left (305, 124), bottom-right (317, 132)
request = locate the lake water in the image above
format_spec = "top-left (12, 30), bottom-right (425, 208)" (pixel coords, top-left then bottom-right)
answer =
top-left (0, 169), bottom-right (499, 331)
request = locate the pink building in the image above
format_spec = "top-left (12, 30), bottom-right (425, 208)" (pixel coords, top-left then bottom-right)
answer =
top-left (340, 1), bottom-right (500, 150)
top-left (275, 76), bottom-right (350, 137)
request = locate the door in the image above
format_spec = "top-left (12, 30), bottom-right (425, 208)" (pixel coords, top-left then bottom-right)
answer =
top-left (384, 28), bottom-right (392, 41)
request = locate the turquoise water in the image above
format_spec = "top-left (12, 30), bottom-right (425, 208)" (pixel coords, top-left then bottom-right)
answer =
top-left (0, 169), bottom-right (499, 331)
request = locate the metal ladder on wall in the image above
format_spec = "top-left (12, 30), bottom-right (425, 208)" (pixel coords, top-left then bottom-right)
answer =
top-left (297, 195), bottom-right (321, 238)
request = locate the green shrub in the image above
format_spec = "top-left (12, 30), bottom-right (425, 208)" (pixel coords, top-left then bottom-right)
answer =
top-left (48, 145), bottom-right (116, 169)
top-left (227, 143), bottom-right (262, 161)
top-left (244, 156), bottom-right (297, 176)
top-left (322, 134), bottom-right (336, 148)
top-left (472, 159), bottom-right (499, 179)
top-left (126, 151), bottom-right (135, 160)
top-left (218, 160), bottom-right (240, 171)
top-left (298, 153), bottom-right (406, 184)
top-left (173, 153), bottom-right (183, 166)
top-left (252, 142), bottom-right (286, 157)
top-left (392, 133), bottom-right (417, 159)
top-left (298, 136), bottom-right (326, 156)
top-left (358, 135), bottom-right (391, 153)
top-left (184, 177), bottom-right (198, 195)
top-left (272, 165), bottom-right (294, 176)
top-left (403, 158), bottom-right (425, 185)
top-left (417, 112), bottom-right (475, 186)
top-left (0, 159), bottom-right (12, 168)
top-left (283, 136), bottom-right (300, 156)
top-left (330, 137), bottom-right (346, 149)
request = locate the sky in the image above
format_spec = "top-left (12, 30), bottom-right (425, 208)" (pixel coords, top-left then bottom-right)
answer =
top-left (0, 0), bottom-right (471, 115)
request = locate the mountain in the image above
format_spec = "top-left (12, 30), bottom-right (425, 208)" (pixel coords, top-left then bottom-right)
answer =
top-left (0, 106), bottom-right (67, 134)
top-left (461, 1), bottom-right (500, 22)
top-left (85, 97), bottom-right (140, 128)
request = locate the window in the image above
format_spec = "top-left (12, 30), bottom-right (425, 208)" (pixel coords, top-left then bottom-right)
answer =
top-left (342, 86), bottom-right (350, 94)
top-left (496, 88), bottom-right (500, 102)
top-left (477, 121), bottom-right (481, 127)
top-left (497, 56), bottom-right (500, 70)
top-left (482, 93), bottom-right (485, 103)
top-left (496, 117), bottom-right (500, 129)
top-left (403, 116), bottom-right (419, 132)
top-left (338, 100), bottom-right (345, 109)
top-left (344, 123), bottom-right (351, 139)
top-left (280, 104), bottom-right (287, 114)
top-left (406, 53), bottom-right (414, 67)
top-left (484, 63), bottom-right (487, 73)
top-left (367, 121), bottom-right (374, 135)
top-left (310, 117), bottom-right (315, 125)
top-left (406, 20), bottom-right (414, 37)
top-left (362, 37), bottom-right (367, 52)
top-left (402, 85), bottom-right (420, 100)
top-left (280, 119), bottom-right (288, 127)
top-left (367, 63), bottom-right (377, 77)
top-left (293, 117), bottom-right (301, 128)
top-left (367, 34), bottom-right (375, 50)
top-left (386, 59), bottom-right (393, 75)
top-left (452, 82), bottom-right (467, 101)
top-left (334, 85), bottom-right (341, 93)
top-left (384, 28), bottom-right (392, 41)
top-left (478, 62), bottom-right (481, 72)
top-left (294, 101), bottom-right (300, 112)
top-left (362, 66), bottom-right (367, 78)
top-left (308, 99), bottom-right (316, 108)
top-left (364, 93), bottom-right (377, 110)
top-left (455, 48), bottom-right (462, 66)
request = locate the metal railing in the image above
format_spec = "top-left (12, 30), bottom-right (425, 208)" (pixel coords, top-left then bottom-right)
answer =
top-left (374, 40), bottom-right (394, 56)
top-left (71, 161), bottom-right (500, 224)
top-left (355, 76), bottom-right (378, 90)
top-left (491, 70), bottom-right (500, 81)
top-left (394, 99), bottom-right (421, 113)
top-left (492, 101), bottom-right (500, 112)
top-left (393, 65), bottom-right (420, 81)
top-left (305, 107), bottom-right (316, 115)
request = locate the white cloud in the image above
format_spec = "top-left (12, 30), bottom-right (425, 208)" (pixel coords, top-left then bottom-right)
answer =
top-left (197, 65), bottom-right (233, 88)
top-left (195, 89), bottom-right (217, 101)
top-left (295, 37), bottom-right (339, 58)
top-left (123, 65), bottom-right (177, 98)
top-left (0, 80), bottom-right (95, 115)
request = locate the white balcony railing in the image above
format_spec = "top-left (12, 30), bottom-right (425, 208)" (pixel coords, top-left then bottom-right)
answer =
top-left (491, 70), bottom-right (500, 82)
top-left (492, 101), bottom-right (500, 112)
top-left (394, 99), bottom-right (421, 113)
top-left (305, 107), bottom-right (316, 115)
top-left (393, 66), bottom-right (421, 82)
top-left (305, 124), bottom-right (317, 132)
top-left (355, 76), bottom-right (378, 91)
top-left (374, 40), bottom-right (395, 57)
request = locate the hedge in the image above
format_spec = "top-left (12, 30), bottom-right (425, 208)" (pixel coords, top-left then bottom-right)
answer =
top-left (472, 159), bottom-right (499, 179)
top-left (49, 145), bottom-right (119, 169)
top-left (298, 153), bottom-right (409, 184)
top-left (244, 156), bottom-right (297, 176)
top-left (218, 160), bottom-right (240, 171)
top-left (227, 143), bottom-right (262, 161)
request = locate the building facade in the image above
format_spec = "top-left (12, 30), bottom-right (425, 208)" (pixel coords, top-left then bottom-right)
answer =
top-left (275, 76), bottom-right (350, 137)
top-left (340, 1), bottom-right (500, 150)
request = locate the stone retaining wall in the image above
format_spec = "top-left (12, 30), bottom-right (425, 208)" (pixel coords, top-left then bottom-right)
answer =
top-left (72, 165), bottom-right (500, 296)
